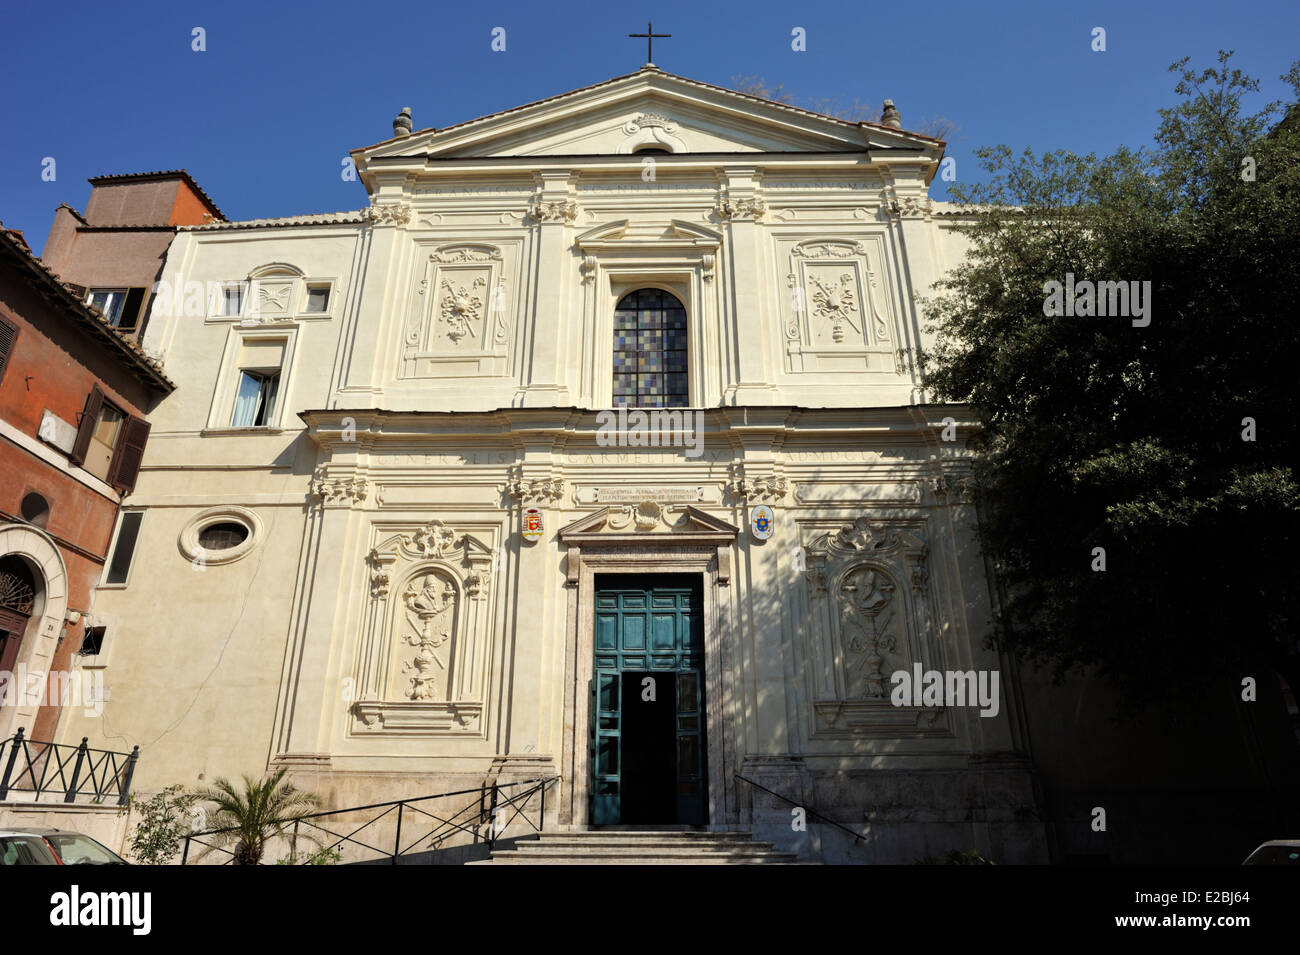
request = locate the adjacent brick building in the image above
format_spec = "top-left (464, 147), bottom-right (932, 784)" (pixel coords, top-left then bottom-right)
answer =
top-left (40, 170), bottom-right (225, 342)
top-left (0, 225), bottom-right (173, 742)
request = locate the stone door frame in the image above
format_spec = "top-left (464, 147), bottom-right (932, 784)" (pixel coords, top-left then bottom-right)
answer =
top-left (558, 506), bottom-right (736, 829)
top-left (0, 525), bottom-right (69, 740)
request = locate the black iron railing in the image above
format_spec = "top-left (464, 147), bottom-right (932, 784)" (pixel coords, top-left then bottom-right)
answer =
top-left (0, 727), bottom-right (139, 805)
top-left (181, 775), bottom-right (560, 865)
top-left (734, 773), bottom-right (863, 844)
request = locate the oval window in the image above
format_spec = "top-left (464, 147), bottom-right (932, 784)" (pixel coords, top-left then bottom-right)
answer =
top-left (21, 492), bottom-right (50, 526)
top-left (198, 522), bottom-right (250, 551)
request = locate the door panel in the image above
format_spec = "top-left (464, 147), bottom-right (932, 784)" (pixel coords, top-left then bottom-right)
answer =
top-left (591, 672), bottom-right (621, 825)
top-left (590, 575), bottom-right (706, 825)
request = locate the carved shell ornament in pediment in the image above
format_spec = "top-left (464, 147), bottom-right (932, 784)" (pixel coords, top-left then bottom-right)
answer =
top-left (403, 521), bottom-right (458, 558)
top-left (624, 112), bottom-right (677, 134)
top-left (619, 113), bottom-right (686, 154)
top-left (369, 520), bottom-right (496, 601)
top-left (832, 518), bottom-right (900, 554)
top-left (603, 500), bottom-right (692, 531)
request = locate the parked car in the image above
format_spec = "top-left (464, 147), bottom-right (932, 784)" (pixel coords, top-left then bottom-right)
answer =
top-left (0, 827), bottom-right (128, 865)
top-left (1242, 840), bottom-right (1300, 864)
top-left (0, 829), bottom-right (60, 865)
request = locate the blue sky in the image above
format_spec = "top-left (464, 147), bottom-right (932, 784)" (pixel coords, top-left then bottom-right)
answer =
top-left (1, 0), bottom-right (1296, 249)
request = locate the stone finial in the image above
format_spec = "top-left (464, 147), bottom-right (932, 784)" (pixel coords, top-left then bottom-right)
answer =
top-left (393, 107), bottom-right (413, 138)
top-left (880, 99), bottom-right (901, 129)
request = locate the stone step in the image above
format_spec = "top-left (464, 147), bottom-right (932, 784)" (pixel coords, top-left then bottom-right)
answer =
top-left (523, 833), bottom-right (760, 845)
top-left (512, 843), bottom-right (784, 855)
top-left (474, 829), bottom-right (799, 865)
top-left (475, 855), bottom-right (798, 865)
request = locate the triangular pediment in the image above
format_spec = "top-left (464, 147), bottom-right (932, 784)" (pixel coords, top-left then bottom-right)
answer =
top-left (559, 505), bottom-right (738, 542)
top-left (356, 68), bottom-right (938, 164)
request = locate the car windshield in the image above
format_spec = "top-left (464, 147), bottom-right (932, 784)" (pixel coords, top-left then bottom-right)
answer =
top-left (44, 833), bottom-right (126, 865)
top-left (1245, 844), bottom-right (1300, 865)
top-left (0, 835), bottom-right (60, 865)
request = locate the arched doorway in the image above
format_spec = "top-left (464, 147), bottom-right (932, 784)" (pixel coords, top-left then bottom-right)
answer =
top-left (0, 525), bottom-right (69, 739)
top-left (0, 555), bottom-right (37, 685)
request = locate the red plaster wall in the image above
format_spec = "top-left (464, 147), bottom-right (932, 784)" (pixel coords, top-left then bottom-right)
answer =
top-left (0, 445), bottom-right (116, 741)
top-left (169, 180), bottom-right (215, 226)
top-left (0, 269), bottom-right (152, 436)
top-left (1, 254), bottom-right (158, 742)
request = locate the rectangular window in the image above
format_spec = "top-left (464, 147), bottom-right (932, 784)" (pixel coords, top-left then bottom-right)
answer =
top-left (304, 285), bottom-right (331, 312)
top-left (231, 370), bottom-right (280, 427)
top-left (68, 386), bottom-right (151, 492)
top-left (80, 626), bottom-right (107, 655)
top-left (104, 511), bottom-right (143, 585)
top-left (229, 337), bottom-right (286, 428)
top-left (0, 315), bottom-right (17, 386)
top-left (221, 284), bottom-right (245, 316)
top-left (87, 289), bottom-right (128, 326)
top-left (84, 400), bottom-right (124, 482)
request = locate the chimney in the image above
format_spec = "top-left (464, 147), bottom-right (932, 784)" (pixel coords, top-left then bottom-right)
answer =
top-left (393, 107), bottom-right (413, 138)
top-left (881, 99), bottom-right (901, 128)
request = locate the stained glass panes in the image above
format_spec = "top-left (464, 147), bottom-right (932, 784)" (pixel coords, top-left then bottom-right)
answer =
top-left (612, 288), bottom-right (688, 408)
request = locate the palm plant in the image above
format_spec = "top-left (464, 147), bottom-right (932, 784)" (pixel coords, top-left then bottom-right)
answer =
top-left (194, 768), bottom-right (323, 865)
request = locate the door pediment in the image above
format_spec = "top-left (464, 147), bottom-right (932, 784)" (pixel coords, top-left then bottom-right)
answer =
top-left (560, 505), bottom-right (738, 585)
top-left (560, 504), bottom-right (737, 542)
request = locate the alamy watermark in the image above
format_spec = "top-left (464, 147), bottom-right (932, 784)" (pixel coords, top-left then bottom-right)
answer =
top-left (890, 663), bottom-right (1000, 718)
top-left (1042, 272), bottom-right (1151, 327)
top-left (0, 665), bottom-right (105, 717)
top-left (595, 408), bottom-right (704, 459)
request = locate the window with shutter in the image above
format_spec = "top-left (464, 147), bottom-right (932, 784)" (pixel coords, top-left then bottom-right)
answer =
top-left (0, 315), bottom-right (16, 386)
top-left (120, 287), bottom-right (146, 329)
top-left (68, 385), bottom-right (105, 466)
top-left (108, 414), bottom-right (151, 494)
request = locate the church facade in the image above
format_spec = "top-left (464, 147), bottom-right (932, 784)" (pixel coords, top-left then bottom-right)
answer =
top-left (56, 67), bottom-right (1050, 862)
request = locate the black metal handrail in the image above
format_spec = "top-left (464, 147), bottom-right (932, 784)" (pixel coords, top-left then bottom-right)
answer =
top-left (734, 773), bottom-right (863, 844)
top-left (0, 727), bottom-right (138, 805)
top-left (181, 775), bottom-right (560, 865)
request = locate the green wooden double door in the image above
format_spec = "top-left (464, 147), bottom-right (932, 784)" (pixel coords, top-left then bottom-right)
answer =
top-left (591, 575), bottom-right (707, 826)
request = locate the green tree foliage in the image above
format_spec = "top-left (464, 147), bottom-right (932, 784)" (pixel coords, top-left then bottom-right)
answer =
top-left (194, 768), bottom-right (323, 865)
top-left (127, 784), bottom-right (200, 865)
top-left (920, 53), bottom-right (1300, 707)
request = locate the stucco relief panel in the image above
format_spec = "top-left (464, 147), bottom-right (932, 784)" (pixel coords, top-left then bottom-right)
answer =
top-left (798, 516), bottom-right (953, 737)
top-left (350, 519), bottom-right (498, 736)
top-left (779, 236), bottom-right (901, 374)
top-left (401, 243), bottom-right (517, 379)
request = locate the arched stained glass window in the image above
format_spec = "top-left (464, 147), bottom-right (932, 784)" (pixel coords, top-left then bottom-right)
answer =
top-left (612, 288), bottom-right (688, 408)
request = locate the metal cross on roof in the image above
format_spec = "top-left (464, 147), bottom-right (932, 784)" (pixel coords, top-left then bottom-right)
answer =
top-left (628, 21), bottom-right (670, 66)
